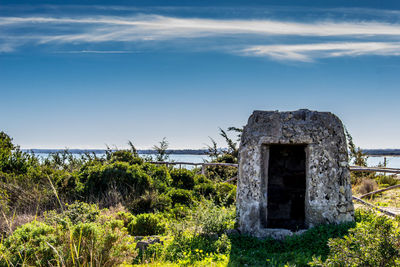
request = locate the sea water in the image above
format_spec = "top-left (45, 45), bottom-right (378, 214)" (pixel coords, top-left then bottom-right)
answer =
top-left (32, 152), bottom-right (400, 168)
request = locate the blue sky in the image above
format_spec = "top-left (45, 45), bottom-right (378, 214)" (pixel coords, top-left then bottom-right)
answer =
top-left (1, 0), bottom-right (400, 149)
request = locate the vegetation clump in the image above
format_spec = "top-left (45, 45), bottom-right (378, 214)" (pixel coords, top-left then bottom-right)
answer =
top-left (1, 130), bottom-right (400, 266)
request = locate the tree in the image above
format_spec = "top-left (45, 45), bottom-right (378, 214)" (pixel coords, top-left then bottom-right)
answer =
top-left (153, 137), bottom-right (169, 161)
top-left (345, 129), bottom-right (368, 167)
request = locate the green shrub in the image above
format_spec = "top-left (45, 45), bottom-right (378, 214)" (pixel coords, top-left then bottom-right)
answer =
top-left (109, 150), bottom-right (143, 165)
top-left (44, 201), bottom-right (100, 226)
top-left (215, 183), bottom-right (236, 205)
top-left (205, 154), bottom-right (238, 182)
top-left (1, 221), bottom-right (58, 266)
top-left (169, 204), bottom-right (192, 219)
top-left (193, 201), bottom-right (235, 235)
top-left (376, 174), bottom-right (399, 187)
top-left (0, 132), bottom-right (37, 175)
top-left (79, 162), bottom-right (151, 200)
top-left (167, 188), bottom-right (194, 206)
top-left (170, 169), bottom-right (195, 190)
top-left (312, 212), bottom-right (400, 266)
top-left (66, 221), bottom-right (137, 266)
top-left (194, 182), bottom-right (216, 198)
top-left (164, 231), bottom-right (232, 264)
top-left (214, 234), bottom-right (231, 254)
top-left (142, 163), bottom-right (172, 193)
top-left (2, 216), bottom-right (135, 267)
top-left (194, 174), bottom-right (211, 184)
top-left (128, 192), bottom-right (172, 214)
top-left (128, 213), bottom-right (166, 236)
top-left (52, 170), bottom-right (82, 199)
top-left (116, 211), bottom-right (135, 227)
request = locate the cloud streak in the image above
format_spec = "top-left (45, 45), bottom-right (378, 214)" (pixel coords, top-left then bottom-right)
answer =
top-left (3, 15), bottom-right (400, 39)
top-left (242, 42), bottom-right (400, 62)
top-left (2, 14), bottom-right (400, 61)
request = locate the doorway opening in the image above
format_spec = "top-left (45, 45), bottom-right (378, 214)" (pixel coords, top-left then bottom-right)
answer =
top-left (266, 145), bottom-right (306, 230)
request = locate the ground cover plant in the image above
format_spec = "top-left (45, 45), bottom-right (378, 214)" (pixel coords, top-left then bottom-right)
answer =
top-left (1, 131), bottom-right (400, 266)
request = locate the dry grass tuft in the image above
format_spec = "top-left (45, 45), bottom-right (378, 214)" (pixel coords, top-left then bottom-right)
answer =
top-left (357, 179), bottom-right (378, 195)
top-left (0, 213), bottom-right (37, 237)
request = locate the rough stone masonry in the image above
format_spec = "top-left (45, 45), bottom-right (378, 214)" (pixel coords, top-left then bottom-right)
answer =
top-left (236, 109), bottom-right (354, 239)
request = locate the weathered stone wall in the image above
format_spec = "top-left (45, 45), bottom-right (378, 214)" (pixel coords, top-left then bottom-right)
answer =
top-left (237, 109), bottom-right (354, 239)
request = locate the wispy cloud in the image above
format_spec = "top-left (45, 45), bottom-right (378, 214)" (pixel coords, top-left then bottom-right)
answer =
top-left (3, 15), bottom-right (400, 39)
top-left (2, 14), bottom-right (400, 61)
top-left (55, 50), bottom-right (137, 54)
top-left (242, 42), bottom-right (400, 62)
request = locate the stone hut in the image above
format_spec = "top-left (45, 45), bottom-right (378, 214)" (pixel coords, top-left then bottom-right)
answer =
top-left (236, 109), bottom-right (354, 239)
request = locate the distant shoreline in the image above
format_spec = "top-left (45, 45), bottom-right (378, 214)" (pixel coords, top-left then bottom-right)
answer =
top-left (23, 149), bottom-right (209, 155)
top-left (22, 148), bottom-right (400, 156)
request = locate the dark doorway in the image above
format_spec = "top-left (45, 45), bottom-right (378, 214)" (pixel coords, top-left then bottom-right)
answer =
top-left (266, 145), bottom-right (306, 230)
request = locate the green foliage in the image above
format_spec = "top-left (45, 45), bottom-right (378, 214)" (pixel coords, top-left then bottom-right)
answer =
top-left (376, 174), bottom-right (399, 187)
top-left (66, 220), bottom-right (136, 266)
top-left (227, 222), bottom-right (354, 266)
top-left (0, 132), bottom-right (37, 175)
top-left (206, 162), bottom-right (237, 183)
top-left (0, 187), bottom-right (9, 215)
top-left (128, 192), bottom-right (172, 214)
top-left (193, 200), bottom-right (235, 235)
top-left (153, 137), bottom-right (169, 161)
top-left (170, 168), bottom-right (195, 190)
top-left (0, 221), bottom-right (58, 266)
top-left (44, 149), bottom-right (85, 172)
top-left (142, 163), bottom-right (172, 192)
top-left (0, 132), bottom-right (14, 151)
top-left (219, 128), bottom-right (239, 159)
top-left (345, 128), bottom-right (371, 181)
top-left (164, 233), bottom-right (231, 264)
top-left (109, 150), bottom-right (143, 165)
top-left (169, 204), bottom-right (192, 219)
top-left (346, 128), bottom-right (368, 167)
top-left (194, 182), bottom-right (216, 198)
top-left (116, 211), bottom-right (135, 227)
top-left (0, 217), bottom-right (136, 266)
top-left (44, 201), bottom-right (100, 226)
top-left (6, 131), bottom-right (400, 266)
top-left (215, 182), bottom-right (236, 205)
top-left (128, 213), bottom-right (166, 236)
top-left (79, 162), bottom-right (151, 200)
top-left (167, 188), bottom-right (194, 206)
top-left (312, 210), bottom-right (400, 266)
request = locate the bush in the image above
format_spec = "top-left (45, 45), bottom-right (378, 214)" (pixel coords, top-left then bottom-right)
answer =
top-left (167, 188), bottom-right (194, 206)
top-left (79, 162), bottom-right (151, 200)
top-left (163, 230), bottom-right (231, 264)
top-left (170, 169), bottom-right (195, 190)
top-left (194, 174), bottom-right (211, 184)
top-left (312, 211), bottom-right (400, 266)
top-left (65, 221), bottom-right (136, 266)
top-left (357, 178), bottom-right (378, 195)
top-left (128, 213), bottom-right (166, 236)
top-left (116, 211), bottom-right (135, 227)
top-left (0, 221), bottom-right (58, 266)
top-left (169, 204), bottom-right (192, 219)
top-left (194, 182), bottom-right (216, 198)
top-left (215, 183), bottom-right (236, 205)
top-left (109, 150), bottom-right (143, 165)
top-left (193, 201), bottom-right (235, 235)
top-left (142, 163), bottom-right (172, 193)
top-left (0, 218), bottom-right (137, 266)
top-left (376, 174), bottom-right (399, 187)
top-left (44, 201), bottom-right (100, 227)
top-left (128, 192), bottom-right (172, 214)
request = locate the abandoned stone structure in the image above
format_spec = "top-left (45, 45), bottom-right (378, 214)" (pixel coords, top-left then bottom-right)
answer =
top-left (236, 109), bottom-right (354, 239)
